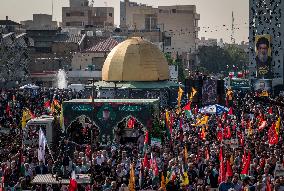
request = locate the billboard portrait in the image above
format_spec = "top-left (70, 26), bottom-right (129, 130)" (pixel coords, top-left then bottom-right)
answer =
top-left (255, 34), bottom-right (272, 79)
top-left (251, 79), bottom-right (272, 91)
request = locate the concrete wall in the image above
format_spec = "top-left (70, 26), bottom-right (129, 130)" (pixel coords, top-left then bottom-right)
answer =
top-left (21, 14), bottom-right (57, 29)
top-left (69, 0), bottom-right (89, 7)
top-left (62, 6), bottom-right (114, 28)
top-left (249, 0), bottom-right (284, 86)
top-left (120, 0), bottom-right (158, 30)
top-left (52, 42), bottom-right (79, 55)
top-left (120, 1), bottom-right (200, 56)
top-left (71, 52), bottom-right (106, 71)
top-left (158, 5), bottom-right (199, 55)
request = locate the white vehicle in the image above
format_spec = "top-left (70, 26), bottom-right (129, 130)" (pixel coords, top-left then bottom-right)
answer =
top-left (67, 84), bottom-right (85, 92)
top-left (23, 115), bottom-right (61, 150)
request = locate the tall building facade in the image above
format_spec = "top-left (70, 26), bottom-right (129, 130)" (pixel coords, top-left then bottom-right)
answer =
top-left (120, 0), bottom-right (200, 70)
top-left (21, 14), bottom-right (58, 29)
top-left (249, 0), bottom-right (283, 86)
top-left (62, 0), bottom-right (114, 28)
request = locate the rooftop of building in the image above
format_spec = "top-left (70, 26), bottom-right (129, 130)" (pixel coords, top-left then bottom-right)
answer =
top-left (54, 33), bottom-right (86, 44)
top-left (85, 37), bottom-right (119, 52)
top-left (0, 19), bottom-right (20, 26)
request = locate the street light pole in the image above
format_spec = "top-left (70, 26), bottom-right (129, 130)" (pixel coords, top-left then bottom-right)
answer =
top-left (90, 77), bottom-right (95, 190)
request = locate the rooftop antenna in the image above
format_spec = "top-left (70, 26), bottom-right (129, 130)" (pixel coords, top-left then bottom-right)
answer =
top-left (231, 11), bottom-right (235, 44)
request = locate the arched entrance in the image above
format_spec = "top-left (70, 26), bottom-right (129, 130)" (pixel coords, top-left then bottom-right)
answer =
top-left (66, 115), bottom-right (100, 145)
top-left (113, 116), bottom-right (145, 144)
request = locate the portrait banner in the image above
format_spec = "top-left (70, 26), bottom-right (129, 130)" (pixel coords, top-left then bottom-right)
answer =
top-left (255, 34), bottom-right (272, 79)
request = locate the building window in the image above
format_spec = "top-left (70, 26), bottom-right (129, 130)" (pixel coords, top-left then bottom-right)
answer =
top-left (66, 13), bottom-right (70, 17)
top-left (80, 12), bottom-right (84, 16)
top-left (172, 9), bottom-right (176, 13)
top-left (164, 37), bottom-right (171, 46)
top-left (66, 22), bottom-right (70, 26)
top-left (109, 13), bottom-right (113, 17)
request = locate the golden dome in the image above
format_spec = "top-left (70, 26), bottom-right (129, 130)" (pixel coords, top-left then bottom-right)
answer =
top-left (102, 37), bottom-right (169, 82)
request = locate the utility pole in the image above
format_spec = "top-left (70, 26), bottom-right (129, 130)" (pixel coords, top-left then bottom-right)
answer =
top-left (231, 11), bottom-right (235, 44)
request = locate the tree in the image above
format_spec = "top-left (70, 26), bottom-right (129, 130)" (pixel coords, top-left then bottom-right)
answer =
top-left (197, 45), bottom-right (248, 75)
top-left (225, 44), bottom-right (249, 73)
top-left (164, 53), bottom-right (185, 82)
top-left (197, 45), bottom-right (230, 74)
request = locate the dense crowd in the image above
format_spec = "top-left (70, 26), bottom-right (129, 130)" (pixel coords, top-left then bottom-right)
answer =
top-left (0, 88), bottom-right (284, 191)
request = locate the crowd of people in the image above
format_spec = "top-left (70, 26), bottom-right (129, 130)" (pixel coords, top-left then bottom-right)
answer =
top-left (0, 87), bottom-right (284, 191)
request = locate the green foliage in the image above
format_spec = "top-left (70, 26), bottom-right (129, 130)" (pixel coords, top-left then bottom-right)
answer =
top-left (164, 53), bottom-right (174, 65)
top-left (198, 45), bottom-right (248, 74)
top-left (164, 53), bottom-right (185, 82)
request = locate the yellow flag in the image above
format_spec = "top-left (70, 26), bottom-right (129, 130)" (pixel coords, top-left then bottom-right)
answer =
top-left (128, 163), bottom-right (135, 191)
top-left (161, 174), bottom-right (166, 190)
top-left (230, 154), bottom-right (234, 166)
top-left (50, 102), bottom-right (55, 113)
top-left (184, 146), bottom-right (188, 162)
top-left (165, 111), bottom-right (170, 124)
top-left (21, 112), bottom-right (27, 128)
top-left (189, 87), bottom-right (197, 101)
top-left (21, 109), bottom-right (32, 128)
top-left (60, 104), bottom-right (64, 129)
top-left (259, 91), bottom-right (269, 97)
top-left (181, 172), bottom-right (189, 186)
top-left (193, 115), bottom-right (209, 126)
top-left (275, 117), bottom-right (281, 135)
top-left (177, 87), bottom-right (184, 107)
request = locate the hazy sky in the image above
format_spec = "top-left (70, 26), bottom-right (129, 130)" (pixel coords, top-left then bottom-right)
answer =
top-left (0, 0), bottom-right (249, 43)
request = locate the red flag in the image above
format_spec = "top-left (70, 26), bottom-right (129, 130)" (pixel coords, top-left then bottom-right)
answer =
top-left (268, 107), bottom-right (273, 114)
top-left (143, 154), bottom-right (150, 169)
top-left (217, 130), bottom-right (223, 142)
top-left (241, 152), bottom-right (251, 175)
top-left (6, 102), bottom-right (12, 116)
top-left (258, 120), bottom-right (267, 131)
top-left (266, 177), bottom-right (272, 191)
top-left (44, 100), bottom-right (51, 108)
top-left (183, 102), bottom-right (191, 110)
top-left (225, 126), bottom-right (231, 139)
top-left (144, 131), bottom-right (149, 145)
top-left (205, 147), bottom-right (210, 160)
top-left (268, 123), bottom-right (278, 145)
top-left (226, 160), bottom-right (233, 177)
top-left (127, 117), bottom-right (136, 128)
top-left (200, 127), bottom-right (206, 140)
top-left (218, 147), bottom-right (225, 183)
top-left (69, 171), bottom-right (77, 191)
top-left (228, 107), bottom-right (233, 115)
top-left (29, 110), bottom-right (36, 119)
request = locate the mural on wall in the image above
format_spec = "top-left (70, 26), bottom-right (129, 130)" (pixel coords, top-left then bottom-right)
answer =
top-left (255, 34), bottom-right (272, 79)
top-left (249, 0), bottom-right (283, 84)
top-left (202, 80), bottom-right (217, 105)
top-left (63, 100), bottom-right (158, 141)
